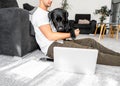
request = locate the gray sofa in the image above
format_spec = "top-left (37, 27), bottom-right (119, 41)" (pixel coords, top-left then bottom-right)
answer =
top-left (0, 0), bottom-right (39, 57)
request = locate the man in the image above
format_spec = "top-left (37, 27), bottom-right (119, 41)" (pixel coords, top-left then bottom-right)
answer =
top-left (31, 0), bottom-right (120, 66)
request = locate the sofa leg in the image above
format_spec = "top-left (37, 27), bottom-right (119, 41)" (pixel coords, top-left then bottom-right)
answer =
top-left (94, 24), bottom-right (98, 35)
top-left (98, 24), bottom-right (106, 42)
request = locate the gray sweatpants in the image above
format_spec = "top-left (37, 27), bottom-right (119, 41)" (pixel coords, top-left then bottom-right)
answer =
top-left (47, 38), bottom-right (120, 66)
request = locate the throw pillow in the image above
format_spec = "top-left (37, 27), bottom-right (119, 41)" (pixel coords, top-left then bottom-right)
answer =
top-left (23, 3), bottom-right (35, 11)
top-left (78, 19), bottom-right (90, 24)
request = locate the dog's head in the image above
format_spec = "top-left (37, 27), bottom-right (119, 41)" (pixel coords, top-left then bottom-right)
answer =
top-left (48, 8), bottom-right (69, 32)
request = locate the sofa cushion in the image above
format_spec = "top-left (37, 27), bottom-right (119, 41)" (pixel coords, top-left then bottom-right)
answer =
top-left (23, 3), bottom-right (37, 37)
top-left (74, 24), bottom-right (91, 29)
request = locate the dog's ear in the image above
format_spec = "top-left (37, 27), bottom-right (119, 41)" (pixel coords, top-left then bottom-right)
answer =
top-left (65, 11), bottom-right (69, 18)
top-left (65, 11), bottom-right (69, 22)
top-left (48, 11), bottom-right (53, 21)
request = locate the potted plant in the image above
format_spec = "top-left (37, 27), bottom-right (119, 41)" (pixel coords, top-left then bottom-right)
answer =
top-left (61, 0), bottom-right (69, 10)
top-left (95, 5), bottom-right (111, 23)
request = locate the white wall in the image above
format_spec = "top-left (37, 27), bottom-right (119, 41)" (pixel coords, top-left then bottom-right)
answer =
top-left (50, 0), bottom-right (112, 22)
top-left (16, 0), bottom-right (112, 22)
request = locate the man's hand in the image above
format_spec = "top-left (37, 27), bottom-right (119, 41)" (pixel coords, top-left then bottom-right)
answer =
top-left (74, 29), bottom-right (80, 37)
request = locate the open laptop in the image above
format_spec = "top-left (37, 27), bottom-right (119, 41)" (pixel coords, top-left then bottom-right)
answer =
top-left (54, 47), bottom-right (98, 74)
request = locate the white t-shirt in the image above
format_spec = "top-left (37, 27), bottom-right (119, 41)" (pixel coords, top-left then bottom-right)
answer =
top-left (31, 7), bottom-right (57, 55)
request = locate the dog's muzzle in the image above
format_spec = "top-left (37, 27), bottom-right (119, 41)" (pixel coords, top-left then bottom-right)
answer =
top-left (57, 26), bottom-right (65, 32)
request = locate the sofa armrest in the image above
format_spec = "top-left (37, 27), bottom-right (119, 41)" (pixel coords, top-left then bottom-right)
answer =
top-left (0, 7), bottom-right (39, 56)
top-left (90, 20), bottom-right (97, 33)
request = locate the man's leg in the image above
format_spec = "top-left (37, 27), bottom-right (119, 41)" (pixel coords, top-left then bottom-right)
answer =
top-left (97, 52), bottom-right (120, 66)
top-left (47, 39), bottom-right (120, 66)
top-left (73, 38), bottom-right (120, 66)
top-left (47, 41), bottom-right (92, 58)
top-left (73, 38), bottom-right (120, 56)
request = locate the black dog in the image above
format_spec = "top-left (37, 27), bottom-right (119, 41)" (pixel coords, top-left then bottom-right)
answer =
top-left (48, 8), bottom-right (76, 40)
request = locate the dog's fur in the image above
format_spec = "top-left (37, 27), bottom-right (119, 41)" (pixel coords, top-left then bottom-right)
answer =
top-left (48, 8), bottom-right (76, 40)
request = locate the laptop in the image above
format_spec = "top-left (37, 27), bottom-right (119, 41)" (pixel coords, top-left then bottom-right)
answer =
top-left (54, 47), bottom-right (98, 74)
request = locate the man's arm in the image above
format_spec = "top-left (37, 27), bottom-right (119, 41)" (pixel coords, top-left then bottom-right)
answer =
top-left (39, 24), bottom-right (80, 41)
